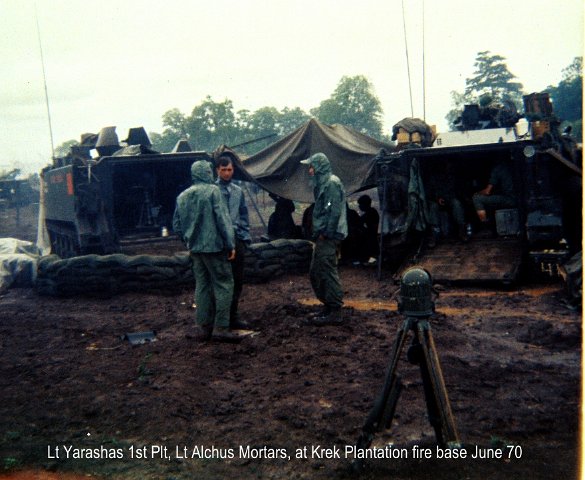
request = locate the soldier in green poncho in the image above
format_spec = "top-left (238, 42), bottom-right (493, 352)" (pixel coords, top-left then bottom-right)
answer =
top-left (172, 160), bottom-right (240, 343)
top-left (300, 152), bottom-right (348, 326)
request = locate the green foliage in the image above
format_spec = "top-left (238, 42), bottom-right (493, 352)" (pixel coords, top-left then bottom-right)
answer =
top-left (151, 98), bottom-right (310, 155)
top-left (464, 51), bottom-right (524, 103)
top-left (310, 75), bottom-right (384, 139)
top-left (148, 131), bottom-right (176, 153)
top-left (149, 75), bottom-right (384, 154)
top-left (188, 96), bottom-right (239, 150)
top-left (54, 139), bottom-right (79, 158)
top-left (280, 107), bottom-right (312, 135)
top-left (445, 90), bottom-right (474, 131)
top-left (447, 51), bottom-right (524, 129)
top-left (547, 57), bottom-right (582, 129)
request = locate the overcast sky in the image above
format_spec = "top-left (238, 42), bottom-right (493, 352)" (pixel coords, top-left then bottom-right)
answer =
top-left (1, 0), bottom-right (583, 174)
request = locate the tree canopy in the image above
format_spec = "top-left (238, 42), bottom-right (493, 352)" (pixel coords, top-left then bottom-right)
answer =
top-left (310, 75), bottom-right (384, 139)
top-left (53, 60), bottom-right (579, 160)
top-left (547, 56), bottom-right (582, 137)
top-left (446, 51), bottom-right (524, 129)
top-left (150, 97), bottom-right (311, 155)
top-left (465, 51), bottom-right (524, 105)
top-left (149, 75), bottom-right (386, 155)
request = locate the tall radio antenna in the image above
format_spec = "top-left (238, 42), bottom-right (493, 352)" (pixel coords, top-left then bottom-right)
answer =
top-left (422, 0), bottom-right (426, 121)
top-left (35, 4), bottom-right (55, 159)
top-left (401, 0), bottom-right (414, 117)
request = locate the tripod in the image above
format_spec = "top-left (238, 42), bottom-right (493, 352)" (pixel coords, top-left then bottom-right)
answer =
top-left (352, 315), bottom-right (460, 473)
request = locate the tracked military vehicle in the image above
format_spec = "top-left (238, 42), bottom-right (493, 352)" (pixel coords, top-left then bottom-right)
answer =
top-left (377, 93), bottom-right (582, 284)
top-left (41, 127), bottom-right (213, 258)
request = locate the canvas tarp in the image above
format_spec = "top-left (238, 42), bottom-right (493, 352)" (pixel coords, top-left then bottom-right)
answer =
top-left (238, 119), bottom-right (394, 203)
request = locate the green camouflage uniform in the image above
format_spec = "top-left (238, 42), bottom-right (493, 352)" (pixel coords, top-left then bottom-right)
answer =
top-left (473, 162), bottom-right (516, 212)
top-left (426, 169), bottom-right (466, 230)
top-left (173, 161), bottom-right (235, 328)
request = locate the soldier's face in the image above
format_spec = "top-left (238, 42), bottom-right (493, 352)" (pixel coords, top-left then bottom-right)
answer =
top-left (308, 166), bottom-right (315, 176)
top-left (217, 163), bottom-right (234, 182)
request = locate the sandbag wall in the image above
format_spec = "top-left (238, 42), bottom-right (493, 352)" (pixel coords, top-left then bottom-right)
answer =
top-left (244, 239), bottom-right (313, 283)
top-left (35, 239), bottom-right (314, 296)
top-left (36, 253), bottom-right (193, 296)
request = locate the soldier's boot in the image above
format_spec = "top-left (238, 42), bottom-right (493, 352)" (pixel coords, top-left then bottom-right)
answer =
top-left (458, 225), bottom-right (470, 243)
top-left (427, 228), bottom-right (439, 249)
top-left (230, 316), bottom-right (251, 330)
top-left (307, 305), bottom-right (331, 320)
top-left (211, 326), bottom-right (243, 343)
top-left (193, 323), bottom-right (213, 342)
top-left (307, 307), bottom-right (344, 327)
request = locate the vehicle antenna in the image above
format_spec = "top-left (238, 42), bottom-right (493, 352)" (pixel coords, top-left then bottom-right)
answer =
top-left (401, 0), bottom-right (414, 118)
top-left (35, 3), bottom-right (55, 160)
top-left (422, 0), bottom-right (426, 121)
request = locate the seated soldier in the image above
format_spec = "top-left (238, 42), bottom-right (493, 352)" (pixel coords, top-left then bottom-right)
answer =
top-left (426, 161), bottom-right (468, 247)
top-left (267, 195), bottom-right (300, 240)
top-left (357, 194), bottom-right (379, 264)
top-left (472, 161), bottom-right (516, 225)
top-left (341, 204), bottom-right (364, 265)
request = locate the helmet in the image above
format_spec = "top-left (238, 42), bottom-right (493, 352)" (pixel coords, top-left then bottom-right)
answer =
top-left (398, 267), bottom-right (435, 317)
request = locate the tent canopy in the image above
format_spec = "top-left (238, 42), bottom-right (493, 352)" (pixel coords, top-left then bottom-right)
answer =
top-left (237, 119), bottom-right (394, 203)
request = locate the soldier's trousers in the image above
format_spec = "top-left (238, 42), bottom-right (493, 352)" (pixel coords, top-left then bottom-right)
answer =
top-left (472, 193), bottom-right (516, 213)
top-left (429, 198), bottom-right (466, 228)
top-left (230, 238), bottom-right (246, 322)
top-left (190, 252), bottom-right (234, 328)
top-left (310, 238), bottom-right (343, 309)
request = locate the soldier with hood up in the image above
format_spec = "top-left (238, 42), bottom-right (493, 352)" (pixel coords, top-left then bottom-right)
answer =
top-left (172, 160), bottom-right (240, 343)
top-left (300, 152), bottom-right (348, 326)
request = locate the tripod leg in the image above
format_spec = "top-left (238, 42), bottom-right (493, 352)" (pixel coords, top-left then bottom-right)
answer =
top-left (417, 321), bottom-right (460, 446)
top-left (379, 374), bottom-right (403, 430)
top-left (351, 320), bottom-right (411, 473)
top-left (411, 332), bottom-right (444, 444)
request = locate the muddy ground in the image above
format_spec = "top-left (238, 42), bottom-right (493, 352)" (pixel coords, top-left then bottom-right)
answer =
top-left (0, 204), bottom-right (582, 479)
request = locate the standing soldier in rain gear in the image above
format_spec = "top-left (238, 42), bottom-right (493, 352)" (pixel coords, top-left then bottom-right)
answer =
top-left (172, 160), bottom-right (240, 343)
top-left (301, 152), bottom-right (348, 326)
top-left (215, 155), bottom-right (252, 330)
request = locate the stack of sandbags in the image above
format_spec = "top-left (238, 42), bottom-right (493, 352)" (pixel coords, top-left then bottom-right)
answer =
top-left (0, 254), bottom-right (38, 292)
top-left (36, 253), bottom-right (193, 296)
top-left (35, 239), bottom-right (314, 296)
top-left (244, 239), bottom-right (313, 284)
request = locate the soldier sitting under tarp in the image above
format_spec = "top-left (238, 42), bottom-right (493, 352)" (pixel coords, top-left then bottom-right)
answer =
top-left (357, 195), bottom-right (379, 264)
top-left (266, 194), bottom-right (301, 240)
top-left (341, 204), bottom-right (363, 265)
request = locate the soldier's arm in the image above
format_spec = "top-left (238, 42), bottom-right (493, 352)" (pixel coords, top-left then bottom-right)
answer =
top-left (213, 189), bottom-right (235, 252)
top-left (325, 183), bottom-right (344, 237)
top-left (238, 191), bottom-right (251, 237)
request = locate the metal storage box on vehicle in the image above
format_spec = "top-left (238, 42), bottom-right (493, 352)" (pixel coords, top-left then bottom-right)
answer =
top-left (495, 209), bottom-right (520, 236)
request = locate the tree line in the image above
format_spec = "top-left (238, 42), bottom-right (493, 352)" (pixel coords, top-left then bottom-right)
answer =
top-left (54, 53), bottom-right (582, 157)
top-left (149, 74), bottom-right (386, 155)
top-left (447, 52), bottom-right (582, 137)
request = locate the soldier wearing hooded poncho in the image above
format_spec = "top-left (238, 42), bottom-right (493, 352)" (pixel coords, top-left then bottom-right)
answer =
top-left (172, 160), bottom-right (240, 343)
top-left (300, 152), bottom-right (348, 326)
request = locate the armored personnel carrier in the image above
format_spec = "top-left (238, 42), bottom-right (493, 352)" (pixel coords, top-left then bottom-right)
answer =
top-left (41, 127), bottom-right (213, 258)
top-left (377, 93), bottom-right (582, 284)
